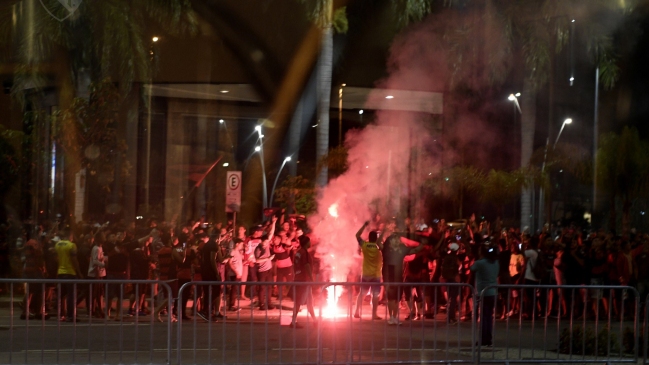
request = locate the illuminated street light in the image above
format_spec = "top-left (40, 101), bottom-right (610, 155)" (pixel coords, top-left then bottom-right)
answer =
top-left (219, 119), bottom-right (224, 124)
top-left (255, 125), bottom-right (262, 133)
top-left (385, 95), bottom-right (394, 99)
top-left (152, 36), bottom-right (159, 42)
top-left (253, 143), bottom-right (268, 210)
top-left (554, 118), bottom-right (573, 148)
top-left (508, 93), bottom-right (522, 114)
top-left (359, 110), bottom-right (364, 115)
top-left (223, 162), bottom-right (229, 167)
top-left (219, 90), bottom-right (229, 94)
top-left (539, 117), bottom-right (574, 229)
top-left (269, 156), bottom-right (292, 207)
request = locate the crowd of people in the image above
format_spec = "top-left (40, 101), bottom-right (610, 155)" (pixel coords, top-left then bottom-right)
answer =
top-left (351, 213), bottom-right (646, 345)
top-left (2, 211), bottom-right (648, 339)
top-left (5, 213), bottom-right (316, 326)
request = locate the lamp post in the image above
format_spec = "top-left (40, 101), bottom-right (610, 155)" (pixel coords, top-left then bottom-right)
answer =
top-left (509, 93), bottom-right (532, 231)
top-left (269, 156), bottom-right (292, 207)
top-left (255, 125), bottom-right (268, 209)
top-left (554, 118), bottom-right (572, 149)
top-left (538, 117), bottom-right (573, 228)
top-left (338, 83), bottom-right (345, 146)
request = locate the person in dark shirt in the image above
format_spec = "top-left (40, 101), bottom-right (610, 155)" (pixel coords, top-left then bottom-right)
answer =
top-left (153, 237), bottom-right (177, 322)
top-left (636, 242), bottom-right (649, 306)
top-left (76, 236), bottom-right (92, 316)
top-left (382, 222), bottom-right (424, 325)
top-left (128, 237), bottom-right (153, 316)
top-left (403, 243), bottom-right (430, 321)
top-left (106, 243), bottom-right (129, 320)
top-left (20, 235), bottom-right (48, 320)
top-left (586, 244), bottom-right (609, 319)
top-left (497, 238), bottom-right (512, 319)
top-left (173, 238), bottom-right (197, 320)
top-left (562, 241), bottom-right (586, 315)
top-left (290, 235), bottom-right (316, 328)
top-left (196, 234), bottom-right (224, 321)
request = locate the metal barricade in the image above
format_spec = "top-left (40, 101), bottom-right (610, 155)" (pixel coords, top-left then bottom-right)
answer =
top-left (176, 281), bottom-right (476, 365)
top-left (641, 295), bottom-right (649, 364)
top-left (4, 279), bottom-right (643, 365)
top-left (318, 282), bottom-right (477, 365)
top-left (0, 278), bottom-right (174, 365)
top-left (478, 284), bottom-right (640, 364)
top-left (176, 281), bottom-right (322, 365)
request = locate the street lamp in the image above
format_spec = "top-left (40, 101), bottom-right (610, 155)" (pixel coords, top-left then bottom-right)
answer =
top-left (538, 117), bottom-right (573, 229)
top-left (255, 145), bottom-right (268, 210)
top-left (269, 156), bottom-right (292, 207)
top-left (554, 118), bottom-right (572, 149)
top-left (508, 93), bottom-right (522, 113)
top-left (254, 125), bottom-right (268, 210)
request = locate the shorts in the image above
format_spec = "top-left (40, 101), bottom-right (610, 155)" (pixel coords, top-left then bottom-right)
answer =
top-left (359, 276), bottom-right (381, 296)
top-left (294, 283), bottom-right (312, 306)
top-left (383, 265), bottom-right (400, 300)
top-left (590, 278), bottom-right (604, 299)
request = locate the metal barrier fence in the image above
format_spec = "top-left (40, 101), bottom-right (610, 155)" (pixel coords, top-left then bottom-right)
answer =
top-left (176, 281), bottom-right (476, 365)
top-left (478, 284), bottom-right (640, 364)
top-left (0, 279), bottom-right (173, 364)
top-left (644, 295), bottom-right (649, 365)
top-left (1, 279), bottom-right (646, 365)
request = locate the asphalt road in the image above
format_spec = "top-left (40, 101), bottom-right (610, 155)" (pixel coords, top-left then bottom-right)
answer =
top-left (0, 296), bottom-right (641, 365)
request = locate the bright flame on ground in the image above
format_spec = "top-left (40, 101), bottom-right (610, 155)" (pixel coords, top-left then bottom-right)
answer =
top-left (323, 278), bottom-right (346, 319)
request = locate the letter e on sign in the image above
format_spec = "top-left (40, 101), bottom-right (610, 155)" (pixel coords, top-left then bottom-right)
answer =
top-left (225, 171), bottom-right (242, 213)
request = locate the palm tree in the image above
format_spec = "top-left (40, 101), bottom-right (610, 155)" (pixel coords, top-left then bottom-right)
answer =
top-left (303, 0), bottom-right (442, 188)
top-left (1, 0), bottom-right (197, 221)
top-left (596, 127), bottom-right (649, 233)
top-left (300, 1), bottom-right (349, 187)
top-left (434, 0), bottom-right (628, 229)
top-left (444, 165), bottom-right (485, 218)
top-left (480, 168), bottom-right (530, 221)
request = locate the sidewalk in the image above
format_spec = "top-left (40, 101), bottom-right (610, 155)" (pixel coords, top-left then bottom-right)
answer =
top-left (0, 293), bottom-right (20, 309)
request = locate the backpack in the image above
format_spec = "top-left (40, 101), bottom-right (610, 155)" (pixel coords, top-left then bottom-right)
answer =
top-left (441, 254), bottom-right (459, 281)
top-left (532, 249), bottom-right (549, 281)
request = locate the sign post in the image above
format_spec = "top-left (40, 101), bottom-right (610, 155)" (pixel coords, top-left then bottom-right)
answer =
top-left (226, 171), bottom-right (242, 230)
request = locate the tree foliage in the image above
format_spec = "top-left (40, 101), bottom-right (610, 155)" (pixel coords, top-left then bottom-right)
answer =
top-left (318, 145), bottom-right (349, 180)
top-left (4, 0), bottom-right (198, 101)
top-left (476, 168), bottom-right (531, 217)
top-left (273, 175), bottom-right (317, 216)
top-left (597, 127), bottom-right (649, 231)
top-left (0, 135), bottom-right (19, 197)
top-left (52, 78), bottom-right (130, 190)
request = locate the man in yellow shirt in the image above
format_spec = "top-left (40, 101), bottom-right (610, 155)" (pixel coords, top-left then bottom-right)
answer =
top-left (353, 221), bottom-right (384, 320)
top-left (53, 228), bottom-right (82, 322)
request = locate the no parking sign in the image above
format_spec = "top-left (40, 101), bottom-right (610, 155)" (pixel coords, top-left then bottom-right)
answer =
top-left (226, 171), bottom-right (242, 213)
